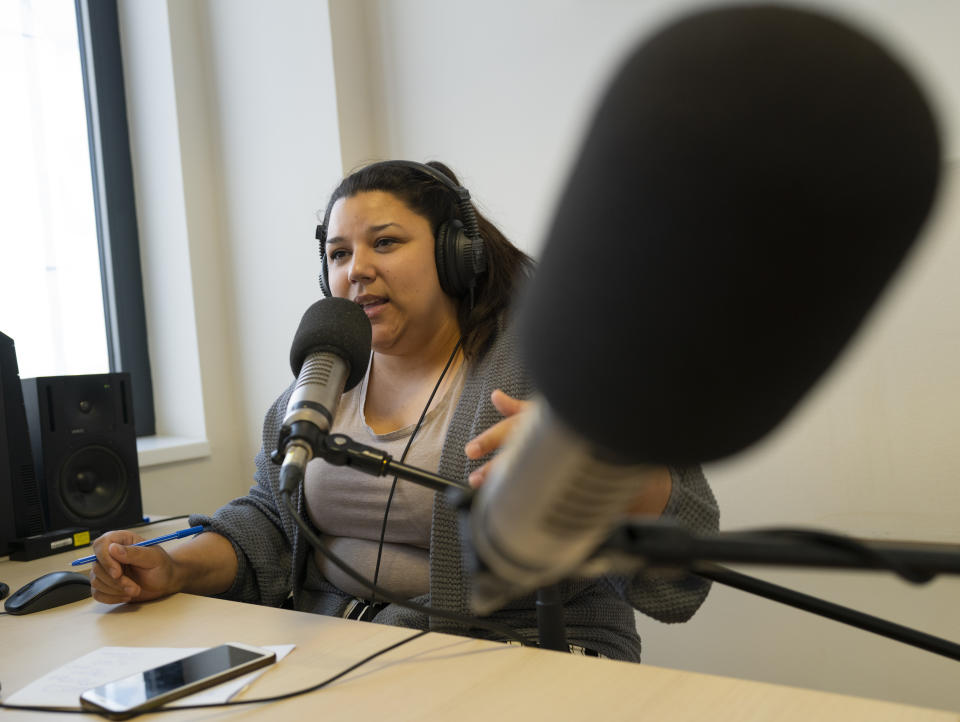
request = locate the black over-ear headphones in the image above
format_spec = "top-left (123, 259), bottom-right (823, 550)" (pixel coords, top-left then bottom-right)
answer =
top-left (315, 160), bottom-right (487, 299)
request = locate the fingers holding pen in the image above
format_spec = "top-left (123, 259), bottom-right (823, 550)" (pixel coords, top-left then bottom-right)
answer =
top-left (92, 530), bottom-right (143, 578)
top-left (90, 562), bottom-right (137, 604)
top-left (89, 531), bottom-right (144, 602)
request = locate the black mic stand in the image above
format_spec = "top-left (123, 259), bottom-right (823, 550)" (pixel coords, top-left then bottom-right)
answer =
top-left (593, 520), bottom-right (960, 661)
top-left (313, 432), bottom-right (470, 493)
top-left (277, 427), bottom-right (960, 660)
top-left (302, 431), bottom-right (569, 650)
top-left (535, 584), bottom-right (568, 652)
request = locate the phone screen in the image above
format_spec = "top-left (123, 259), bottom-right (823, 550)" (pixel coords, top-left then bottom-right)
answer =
top-left (80, 643), bottom-right (274, 716)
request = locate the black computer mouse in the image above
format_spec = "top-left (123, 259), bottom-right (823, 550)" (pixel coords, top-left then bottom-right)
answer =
top-left (4, 571), bottom-right (92, 615)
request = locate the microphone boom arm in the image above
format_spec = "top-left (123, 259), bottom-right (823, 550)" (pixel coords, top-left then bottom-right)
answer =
top-left (595, 521), bottom-right (960, 580)
top-left (592, 520), bottom-right (960, 662)
top-left (316, 432), bottom-right (470, 494)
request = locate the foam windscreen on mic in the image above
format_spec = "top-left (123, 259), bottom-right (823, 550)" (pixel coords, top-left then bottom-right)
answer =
top-left (519, 5), bottom-right (941, 464)
top-left (289, 297), bottom-right (372, 389)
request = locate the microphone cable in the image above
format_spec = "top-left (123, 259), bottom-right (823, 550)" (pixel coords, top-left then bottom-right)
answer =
top-left (128, 514), bottom-right (191, 530)
top-left (0, 629), bottom-right (431, 716)
top-left (282, 491), bottom-right (531, 646)
top-left (729, 527), bottom-right (940, 584)
top-left (289, 337), bottom-right (531, 645)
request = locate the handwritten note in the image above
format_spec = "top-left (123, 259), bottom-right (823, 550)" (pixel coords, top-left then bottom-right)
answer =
top-left (4, 644), bottom-right (295, 710)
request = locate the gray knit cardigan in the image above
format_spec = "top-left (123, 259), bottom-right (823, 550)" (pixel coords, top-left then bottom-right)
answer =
top-left (191, 321), bottom-right (719, 661)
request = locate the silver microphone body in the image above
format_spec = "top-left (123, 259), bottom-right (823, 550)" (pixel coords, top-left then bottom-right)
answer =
top-left (279, 350), bottom-right (350, 492)
top-left (469, 396), bottom-right (656, 615)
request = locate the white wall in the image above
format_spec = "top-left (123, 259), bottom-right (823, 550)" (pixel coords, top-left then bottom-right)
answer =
top-left (118, 0), bottom-right (960, 712)
top-left (641, 164), bottom-right (960, 709)
top-left (330, 0), bottom-right (960, 712)
top-left (118, 0), bottom-right (343, 513)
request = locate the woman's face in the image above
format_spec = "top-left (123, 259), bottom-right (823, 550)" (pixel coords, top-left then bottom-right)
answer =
top-left (325, 190), bottom-right (459, 355)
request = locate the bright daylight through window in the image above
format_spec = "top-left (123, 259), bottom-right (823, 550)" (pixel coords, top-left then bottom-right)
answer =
top-left (1, 0), bottom-right (109, 379)
top-left (1, 0), bottom-right (154, 435)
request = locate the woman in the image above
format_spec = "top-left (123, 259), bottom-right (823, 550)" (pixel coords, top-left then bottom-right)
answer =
top-left (90, 160), bottom-right (719, 661)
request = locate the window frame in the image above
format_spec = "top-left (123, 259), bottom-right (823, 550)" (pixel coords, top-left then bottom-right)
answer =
top-left (75, 0), bottom-right (155, 435)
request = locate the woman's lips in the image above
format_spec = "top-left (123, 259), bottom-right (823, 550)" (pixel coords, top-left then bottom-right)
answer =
top-left (355, 295), bottom-right (388, 318)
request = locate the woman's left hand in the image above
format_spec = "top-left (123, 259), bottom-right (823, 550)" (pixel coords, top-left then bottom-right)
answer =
top-left (464, 389), bottom-right (531, 487)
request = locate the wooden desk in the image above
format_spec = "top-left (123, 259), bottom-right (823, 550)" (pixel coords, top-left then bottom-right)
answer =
top-left (2, 521), bottom-right (957, 721)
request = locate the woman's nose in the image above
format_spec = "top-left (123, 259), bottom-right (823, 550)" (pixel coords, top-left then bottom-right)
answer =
top-left (348, 246), bottom-right (374, 283)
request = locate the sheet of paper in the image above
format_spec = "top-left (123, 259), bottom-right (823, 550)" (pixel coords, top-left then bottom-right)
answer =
top-left (4, 644), bottom-right (295, 711)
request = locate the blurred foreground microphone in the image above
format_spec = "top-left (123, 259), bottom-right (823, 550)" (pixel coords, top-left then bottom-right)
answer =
top-left (276, 297), bottom-right (371, 495)
top-left (469, 5), bottom-right (941, 613)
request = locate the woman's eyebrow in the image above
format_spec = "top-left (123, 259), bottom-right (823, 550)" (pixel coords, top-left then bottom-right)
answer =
top-left (327, 222), bottom-right (403, 246)
top-left (368, 222), bottom-right (402, 234)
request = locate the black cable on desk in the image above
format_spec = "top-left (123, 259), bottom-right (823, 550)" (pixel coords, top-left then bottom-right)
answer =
top-left (0, 629), bottom-right (429, 716)
top-left (0, 704), bottom-right (85, 715)
top-left (128, 514), bottom-right (191, 531)
top-left (149, 629), bottom-right (431, 714)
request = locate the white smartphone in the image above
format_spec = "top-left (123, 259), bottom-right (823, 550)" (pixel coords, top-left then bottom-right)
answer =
top-left (78, 642), bottom-right (276, 720)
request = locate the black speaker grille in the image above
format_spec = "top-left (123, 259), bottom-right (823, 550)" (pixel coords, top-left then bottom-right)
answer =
top-left (58, 445), bottom-right (128, 520)
top-left (18, 463), bottom-right (43, 536)
top-left (21, 372), bottom-right (142, 532)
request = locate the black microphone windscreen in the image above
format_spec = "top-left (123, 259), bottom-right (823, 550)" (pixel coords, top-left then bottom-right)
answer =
top-left (289, 297), bottom-right (372, 390)
top-left (519, 5), bottom-right (941, 464)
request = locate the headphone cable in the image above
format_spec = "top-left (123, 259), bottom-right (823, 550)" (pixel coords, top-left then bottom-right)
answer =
top-left (370, 338), bottom-right (462, 601)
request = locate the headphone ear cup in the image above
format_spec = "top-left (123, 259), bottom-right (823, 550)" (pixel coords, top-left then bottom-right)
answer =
top-left (462, 228), bottom-right (487, 285)
top-left (435, 221), bottom-right (457, 296)
top-left (436, 219), bottom-right (486, 298)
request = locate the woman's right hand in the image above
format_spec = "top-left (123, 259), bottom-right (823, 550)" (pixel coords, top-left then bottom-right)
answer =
top-left (89, 530), bottom-right (181, 604)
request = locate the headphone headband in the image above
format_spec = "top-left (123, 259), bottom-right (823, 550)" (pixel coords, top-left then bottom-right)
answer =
top-left (366, 160), bottom-right (471, 202)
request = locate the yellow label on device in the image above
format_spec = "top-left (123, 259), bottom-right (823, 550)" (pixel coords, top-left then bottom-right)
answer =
top-left (74, 531), bottom-right (91, 546)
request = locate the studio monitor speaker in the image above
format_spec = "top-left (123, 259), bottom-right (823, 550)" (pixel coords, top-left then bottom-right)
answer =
top-left (20, 373), bottom-right (143, 535)
top-left (0, 332), bottom-right (44, 556)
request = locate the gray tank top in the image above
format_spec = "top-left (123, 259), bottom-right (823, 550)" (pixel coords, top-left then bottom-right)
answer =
top-left (304, 360), bottom-right (465, 599)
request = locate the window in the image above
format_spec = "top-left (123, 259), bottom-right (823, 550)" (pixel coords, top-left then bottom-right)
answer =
top-left (0, 0), bottom-right (154, 435)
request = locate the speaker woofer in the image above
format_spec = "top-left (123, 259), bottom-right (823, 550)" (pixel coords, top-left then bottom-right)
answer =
top-left (58, 445), bottom-right (128, 520)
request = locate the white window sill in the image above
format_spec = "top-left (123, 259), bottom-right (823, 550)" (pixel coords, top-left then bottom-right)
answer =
top-left (137, 435), bottom-right (211, 468)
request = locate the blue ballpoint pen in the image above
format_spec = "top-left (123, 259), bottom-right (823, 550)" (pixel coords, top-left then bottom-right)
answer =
top-left (70, 526), bottom-right (204, 566)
